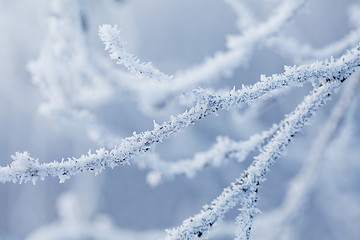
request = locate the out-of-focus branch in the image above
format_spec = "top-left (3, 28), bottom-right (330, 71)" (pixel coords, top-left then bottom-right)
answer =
top-left (25, 191), bottom-right (165, 240)
top-left (223, 0), bottom-right (258, 30)
top-left (267, 28), bottom-right (360, 63)
top-left (227, 1), bottom-right (360, 64)
top-left (144, 124), bottom-right (278, 187)
top-left (28, 0), bottom-right (127, 148)
top-left (266, 4), bottom-right (360, 62)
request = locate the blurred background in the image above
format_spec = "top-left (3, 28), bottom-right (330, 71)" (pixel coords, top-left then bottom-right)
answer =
top-left (0, 0), bottom-right (359, 239)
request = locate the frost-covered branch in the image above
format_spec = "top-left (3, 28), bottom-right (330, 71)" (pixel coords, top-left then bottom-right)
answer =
top-left (234, 188), bottom-right (260, 240)
top-left (144, 124), bottom-right (278, 187)
top-left (255, 72), bottom-right (360, 240)
top-left (190, 42), bottom-right (360, 104)
top-left (99, 24), bottom-right (173, 82)
top-left (1, 43), bottom-right (360, 184)
top-left (164, 78), bottom-right (346, 240)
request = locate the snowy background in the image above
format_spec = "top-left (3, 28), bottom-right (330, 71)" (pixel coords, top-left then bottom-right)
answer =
top-left (0, 0), bottom-right (359, 239)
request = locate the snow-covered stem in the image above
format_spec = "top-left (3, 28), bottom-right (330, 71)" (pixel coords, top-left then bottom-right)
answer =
top-left (1, 43), bottom-right (360, 184)
top-left (145, 124), bottom-right (278, 187)
top-left (234, 191), bottom-right (260, 240)
top-left (164, 79), bottom-right (346, 240)
top-left (99, 24), bottom-right (172, 82)
top-left (192, 42), bottom-right (360, 103)
top-left (263, 72), bottom-right (360, 240)
top-left (235, 74), bottom-right (359, 240)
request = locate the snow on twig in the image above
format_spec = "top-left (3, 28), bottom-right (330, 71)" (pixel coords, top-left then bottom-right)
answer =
top-left (1, 43), bottom-right (360, 184)
top-left (191, 42), bottom-right (360, 104)
top-left (99, 24), bottom-right (172, 82)
top-left (234, 191), bottom-right (260, 240)
top-left (164, 78), bottom-right (347, 240)
top-left (255, 72), bottom-right (360, 240)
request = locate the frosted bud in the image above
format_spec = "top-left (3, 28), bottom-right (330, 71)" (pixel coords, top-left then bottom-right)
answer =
top-left (10, 152), bottom-right (38, 171)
